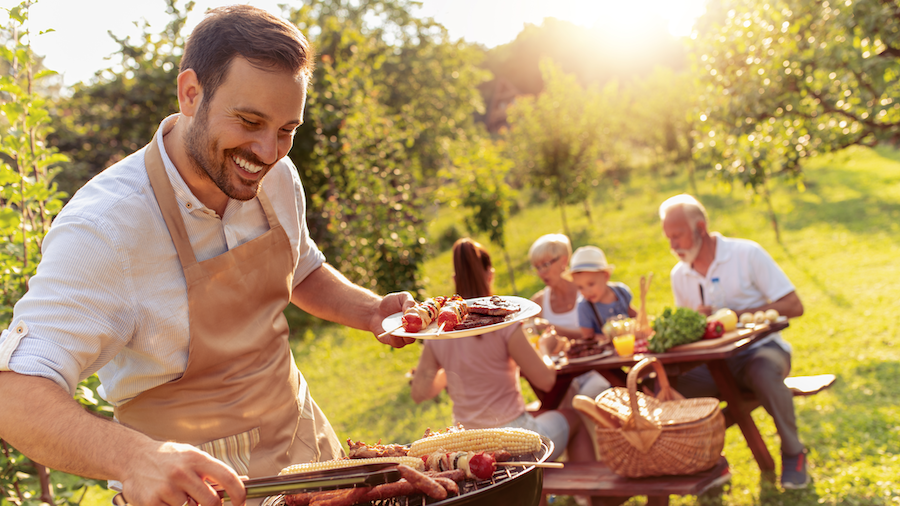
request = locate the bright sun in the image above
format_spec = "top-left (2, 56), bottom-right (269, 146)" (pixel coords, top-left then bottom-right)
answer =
top-left (549, 0), bottom-right (706, 38)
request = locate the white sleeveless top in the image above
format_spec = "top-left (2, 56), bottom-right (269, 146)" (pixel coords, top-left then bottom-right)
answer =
top-left (542, 287), bottom-right (583, 329)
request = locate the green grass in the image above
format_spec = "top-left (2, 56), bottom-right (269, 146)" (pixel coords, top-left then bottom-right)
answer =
top-left (286, 145), bottom-right (900, 505)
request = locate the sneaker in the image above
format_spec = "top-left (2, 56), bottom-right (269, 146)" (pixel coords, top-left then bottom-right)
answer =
top-left (781, 450), bottom-right (810, 489)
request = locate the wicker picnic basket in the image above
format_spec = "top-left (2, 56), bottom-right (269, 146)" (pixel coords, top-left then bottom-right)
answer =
top-left (573, 357), bottom-right (725, 478)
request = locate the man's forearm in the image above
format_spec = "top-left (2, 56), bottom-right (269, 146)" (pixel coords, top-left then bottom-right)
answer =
top-left (0, 372), bottom-right (150, 480)
top-left (290, 263), bottom-right (381, 332)
top-left (0, 372), bottom-right (247, 506)
top-left (741, 291), bottom-right (804, 319)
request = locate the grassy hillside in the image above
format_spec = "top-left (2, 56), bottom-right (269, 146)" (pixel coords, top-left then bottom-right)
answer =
top-left (288, 145), bottom-right (899, 505)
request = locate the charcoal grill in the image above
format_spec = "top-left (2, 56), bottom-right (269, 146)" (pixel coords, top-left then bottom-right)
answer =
top-left (265, 436), bottom-right (554, 506)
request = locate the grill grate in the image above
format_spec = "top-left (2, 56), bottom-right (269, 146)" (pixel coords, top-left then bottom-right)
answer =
top-left (363, 440), bottom-right (549, 506)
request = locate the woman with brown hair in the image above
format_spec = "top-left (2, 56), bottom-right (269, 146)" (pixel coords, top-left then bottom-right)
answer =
top-left (411, 238), bottom-right (594, 462)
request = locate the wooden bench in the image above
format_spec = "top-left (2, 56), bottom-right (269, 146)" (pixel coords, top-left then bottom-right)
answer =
top-left (724, 374), bottom-right (836, 427)
top-left (542, 456), bottom-right (731, 506)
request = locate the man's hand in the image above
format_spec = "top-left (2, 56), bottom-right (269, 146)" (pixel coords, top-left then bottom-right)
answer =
top-left (121, 442), bottom-right (246, 506)
top-left (373, 291), bottom-right (416, 348)
top-left (696, 304), bottom-right (714, 316)
top-left (0, 373), bottom-right (247, 506)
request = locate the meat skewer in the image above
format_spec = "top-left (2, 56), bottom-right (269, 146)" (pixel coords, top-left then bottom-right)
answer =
top-left (420, 450), bottom-right (512, 480)
top-left (436, 295), bottom-right (468, 332)
top-left (401, 296), bottom-right (447, 333)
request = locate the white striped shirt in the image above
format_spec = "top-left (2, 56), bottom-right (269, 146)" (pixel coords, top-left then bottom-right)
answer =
top-left (0, 115), bottom-right (325, 405)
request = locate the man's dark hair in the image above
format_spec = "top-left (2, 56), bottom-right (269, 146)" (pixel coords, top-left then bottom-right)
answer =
top-left (180, 5), bottom-right (315, 102)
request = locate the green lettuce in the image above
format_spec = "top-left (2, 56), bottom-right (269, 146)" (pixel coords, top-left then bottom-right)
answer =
top-left (649, 307), bottom-right (707, 353)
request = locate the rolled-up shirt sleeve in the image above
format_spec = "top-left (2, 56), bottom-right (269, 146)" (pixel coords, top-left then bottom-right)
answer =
top-left (0, 214), bottom-right (135, 394)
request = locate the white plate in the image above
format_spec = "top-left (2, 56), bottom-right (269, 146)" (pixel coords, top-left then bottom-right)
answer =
top-left (381, 296), bottom-right (541, 340)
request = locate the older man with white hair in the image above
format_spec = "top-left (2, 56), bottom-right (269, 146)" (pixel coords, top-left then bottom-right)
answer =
top-left (658, 194), bottom-right (809, 490)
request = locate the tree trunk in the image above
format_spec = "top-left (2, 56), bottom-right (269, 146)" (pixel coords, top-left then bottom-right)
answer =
top-left (583, 198), bottom-right (593, 224)
top-left (688, 159), bottom-right (699, 196)
top-left (500, 243), bottom-right (518, 296)
top-left (761, 179), bottom-right (782, 244)
top-left (555, 180), bottom-right (570, 238)
top-left (558, 202), bottom-right (570, 238)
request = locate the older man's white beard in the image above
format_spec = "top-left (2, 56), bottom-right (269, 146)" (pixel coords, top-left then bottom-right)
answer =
top-left (672, 239), bottom-right (702, 265)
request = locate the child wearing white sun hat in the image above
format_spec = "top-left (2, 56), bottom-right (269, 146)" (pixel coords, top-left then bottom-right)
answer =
top-left (570, 246), bottom-right (637, 340)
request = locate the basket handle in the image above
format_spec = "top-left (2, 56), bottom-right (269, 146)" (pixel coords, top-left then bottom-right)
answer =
top-left (626, 356), bottom-right (684, 402)
top-left (620, 357), bottom-right (667, 453)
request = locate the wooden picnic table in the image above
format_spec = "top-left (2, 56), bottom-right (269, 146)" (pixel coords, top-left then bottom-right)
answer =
top-left (531, 320), bottom-right (790, 473)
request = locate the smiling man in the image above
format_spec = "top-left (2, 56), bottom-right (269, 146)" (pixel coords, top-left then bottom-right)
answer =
top-left (659, 193), bottom-right (809, 490)
top-left (0, 6), bottom-right (415, 506)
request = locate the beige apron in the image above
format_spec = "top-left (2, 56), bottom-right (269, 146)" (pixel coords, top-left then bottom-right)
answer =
top-left (115, 128), bottom-right (343, 479)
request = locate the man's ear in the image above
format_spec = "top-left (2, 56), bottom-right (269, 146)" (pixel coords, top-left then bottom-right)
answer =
top-left (696, 219), bottom-right (709, 235)
top-left (177, 69), bottom-right (203, 117)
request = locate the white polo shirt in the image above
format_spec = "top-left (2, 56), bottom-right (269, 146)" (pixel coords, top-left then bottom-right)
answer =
top-left (670, 233), bottom-right (795, 353)
top-left (0, 115), bottom-right (325, 404)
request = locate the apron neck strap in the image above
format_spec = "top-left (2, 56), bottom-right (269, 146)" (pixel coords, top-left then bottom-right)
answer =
top-left (145, 133), bottom-right (198, 270)
top-left (256, 185), bottom-right (279, 231)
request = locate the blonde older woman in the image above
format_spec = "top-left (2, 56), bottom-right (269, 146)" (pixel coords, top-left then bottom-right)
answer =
top-left (528, 234), bottom-right (610, 400)
top-left (528, 234), bottom-right (583, 339)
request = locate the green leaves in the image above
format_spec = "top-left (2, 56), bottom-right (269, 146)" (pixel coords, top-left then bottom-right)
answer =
top-left (0, 2), bottom-right (66, 324)
top-left (506, 60), bottom-right (619, 235)
top-left (286, 0), bottom-right (488, 296)
top-left (47, 0), bottom-right (185, 196)
top-left (0, 3), bottom-right (103, 505)
top-left (691, 0), bottom-right (900, 191)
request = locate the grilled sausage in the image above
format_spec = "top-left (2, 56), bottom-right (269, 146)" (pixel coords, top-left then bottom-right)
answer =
top-left (360, 479), bottom-right (416, 501)
top-left (397, 464), bottom-right (447, 500)
top-left (285, 490), bottom-right (342, 506)
top-left (308, 487), bottom-right (368, 506)
top-left (432, 477), bottom-right (460, 496)
top-left (426, 469), bottom-right (466, 481)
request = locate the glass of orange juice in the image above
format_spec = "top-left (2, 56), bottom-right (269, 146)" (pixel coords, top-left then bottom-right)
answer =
top-left (613, 333), bottom-right (635, 356)
top-left (523, 320), bottom-right (540, 350)
top-left (612, 318), bottom-right (636, 356)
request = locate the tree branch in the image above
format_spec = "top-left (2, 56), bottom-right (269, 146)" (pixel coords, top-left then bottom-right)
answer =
top-left (877, 45), bottom-right (900, 59)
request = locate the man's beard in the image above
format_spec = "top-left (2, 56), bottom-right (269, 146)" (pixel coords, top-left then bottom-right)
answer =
top-left (184, 105), bottom-right (270, 202)
top-left (671, 226), bottom-right (703, 264)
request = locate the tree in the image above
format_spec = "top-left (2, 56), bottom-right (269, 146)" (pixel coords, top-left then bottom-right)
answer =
top-left (506, 60), bottom-right (622, 236)
top-left (0, 1), bottom-right (66, 324)
top-left (1, 4), bottom-right (110, 505)
top-left (286, 0), bottom-right (490, 295)
top-left (439, 137), bottom-right (518, 294)
top-left (691, 0), bottom-right (900, 240)
top-left (630, 67), bottom-right (699, 191)
top-left (48, 0), bottom-right (188, 197)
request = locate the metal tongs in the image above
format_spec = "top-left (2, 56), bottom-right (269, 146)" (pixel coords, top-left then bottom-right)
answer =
top-left (112, 463), bottom-right (401, 504)
top-left (225, 463), bottom-right (401, 500)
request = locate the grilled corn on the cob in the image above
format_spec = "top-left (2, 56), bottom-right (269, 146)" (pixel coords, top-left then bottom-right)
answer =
top-left (408, 428), bottom-right (542, 457)
top-left (278, 456), bottom-right (425, 475)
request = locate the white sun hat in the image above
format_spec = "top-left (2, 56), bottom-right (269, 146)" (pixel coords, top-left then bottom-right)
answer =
top-left (569, 246), bottom-right (615, 274)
